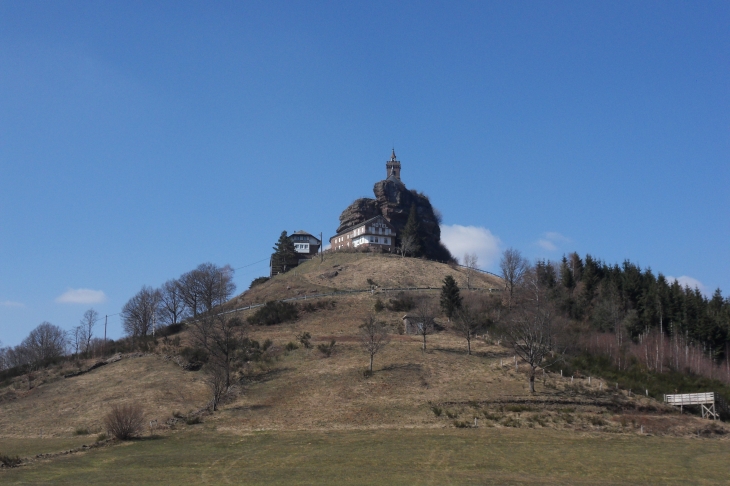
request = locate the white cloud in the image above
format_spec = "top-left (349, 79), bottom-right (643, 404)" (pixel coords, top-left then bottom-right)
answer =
top-left (440, 224), bottom-right (501, 268)
top-left (667, 276), bottom-right (708, 295)
top-left (537, 239), bottom-right (558, 251)
top-left (0, 300), bottom-right (24, 308)
top-left (55, 288), bottom-right (107, 304)
top-left (535, 232), bottom-right (570, 252)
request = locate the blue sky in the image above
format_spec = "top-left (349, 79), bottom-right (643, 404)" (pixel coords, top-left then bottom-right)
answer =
top-left (1, 1), bottom-right (728, 346)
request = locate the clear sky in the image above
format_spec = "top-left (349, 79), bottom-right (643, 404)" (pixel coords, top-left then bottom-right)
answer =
top-left (1, 1), bottom-right (728, 347)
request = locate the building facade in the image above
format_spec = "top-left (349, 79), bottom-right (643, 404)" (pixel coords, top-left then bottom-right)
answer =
top-left (329, 215), bottom-right (396, 252)
top-left (290, 230), bottom-right (321, 263)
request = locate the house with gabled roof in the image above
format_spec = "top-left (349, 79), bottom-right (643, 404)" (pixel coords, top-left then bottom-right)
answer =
top-left (329, 215), bottom-right (396, 253)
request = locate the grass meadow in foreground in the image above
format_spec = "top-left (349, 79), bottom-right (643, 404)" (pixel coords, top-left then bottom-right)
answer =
top-left (2, 428), bottom-right (729, 485)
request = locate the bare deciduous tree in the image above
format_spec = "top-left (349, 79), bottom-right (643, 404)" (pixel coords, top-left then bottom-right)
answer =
top-left (501, 268), bottom-right (563, 393)
top-left (23, 322), bottom-right (67, 363)
top-left (121, 286), bottom-right (161, 339)
top-left (358, 315), bottom-right (391, 372)
top-left (500, 248), bottom-right (530, 309)
top-left (412, 299), bottom-right (437, 353)
top-left (81, 308), bottom-right (98, 355)
top-left (159, 279), bottom-right (188, 326)
top-left (203, 358), bottom-right (228, 411)
top-left (178, 263), bottom-right (236, 317)
top-left (463, 253), bottom-right (479, 290)
top-left (397, 234), bottom-right (419, 258)
top-left (453, 299), bottom-right (483, 355)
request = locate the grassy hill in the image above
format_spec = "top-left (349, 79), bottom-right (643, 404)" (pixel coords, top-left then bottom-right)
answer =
top-left (1, 253), bottom-right (729, 483)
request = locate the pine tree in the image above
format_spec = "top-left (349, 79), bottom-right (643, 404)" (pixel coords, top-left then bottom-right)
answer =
top-left (400, 204), bottom-right (423, 256)
top-left (271, 231), bottom-right (297, 275)
top-left (440, 275), bottom-right (462, 321)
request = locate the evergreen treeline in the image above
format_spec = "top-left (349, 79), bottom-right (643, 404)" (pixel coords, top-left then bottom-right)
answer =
top-left (536, 253), bottom-right (730, 361)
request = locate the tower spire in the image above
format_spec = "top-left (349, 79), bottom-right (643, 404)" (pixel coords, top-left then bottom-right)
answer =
top-left (386, 149), bottom-right (401, 181)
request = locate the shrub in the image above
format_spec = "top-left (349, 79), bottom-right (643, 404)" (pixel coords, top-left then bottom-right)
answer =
top-left (386, 292), bottom-right (415, 312)
top-left (285, 341), bottom-right (299, 352)
top-left (431, 405), bottom-right (443, 417)
top-left (445, 410), bottom-right (458, 419)
top-left (297, 332), bottom-right (312, 349)
top-left (186, 416), bottom-right (202, 425)
top-left (180, 346), bottom-right (209, 365)
top-left (453, 420), bottom-right (471, 428)
top-left (104, 403), bottom-right (145, 440)
top-left (250, 276), bottom-right (270, 289)
top-left (247, 301), bottom-right (298, 326)
top-left (367, 278), bottom-right (377, 287)
top-left (317, 339), bottom-right (336, 357)
top-left (74, 427), bottom-right (89, 436)
top-left (173, 410), bottom-right (184, 418)
top-left (363, 369), bottom-right (373, 378)
top-left (96, 433), bottom-right (108, 442)
top-left (0, 453), bottom-right (21, 467)
top-left (373, 298), bottom-right (385, 312)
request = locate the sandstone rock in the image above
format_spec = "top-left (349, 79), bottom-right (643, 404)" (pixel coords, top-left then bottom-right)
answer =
top-left (335, 177), bottom-right (453, 262)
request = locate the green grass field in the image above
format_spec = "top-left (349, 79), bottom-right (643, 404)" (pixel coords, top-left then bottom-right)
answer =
top-left (3, 428), bottom-right (729, 485)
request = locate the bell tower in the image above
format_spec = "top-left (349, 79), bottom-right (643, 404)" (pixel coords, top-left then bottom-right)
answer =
top-left (386, 149), bottom-right (401, 181)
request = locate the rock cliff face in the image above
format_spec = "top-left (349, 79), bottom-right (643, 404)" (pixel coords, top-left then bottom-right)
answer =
top-left (336, 178), bottom-right (453, 262)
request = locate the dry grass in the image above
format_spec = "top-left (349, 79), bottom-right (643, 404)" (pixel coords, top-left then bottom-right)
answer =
top-left (0, 355), bottom-right (208, 438)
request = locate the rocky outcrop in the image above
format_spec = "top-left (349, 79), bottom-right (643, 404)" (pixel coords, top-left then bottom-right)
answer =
top-left (336, 178), bottom-right (453, 262)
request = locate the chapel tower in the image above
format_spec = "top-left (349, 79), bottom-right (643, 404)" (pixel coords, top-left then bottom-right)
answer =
top-left (386, 149), bottom-right (401, 181)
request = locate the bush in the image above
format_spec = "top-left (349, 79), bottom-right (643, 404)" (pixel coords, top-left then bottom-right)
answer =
top-left (285, 341), bottom-right (299, 352)
top-left (96, 433), bottom-right (108, 442)
top-left (0, 453), bottom-right (22, 467)
top-left (363, 369), bottom-right (373, 378)
top-left (431, 405), bottom-right (443, 417)
top-left (445, 410), bottom-right (458, 419)
top-left (74, 427), bottom-right (89, 436)
top-left (104, 403), bottom-right (145, 440)
top-left (180, 346), bottom-right (209, 365)
top-left (250, 276), bottom-right (270, 289)
top-left (453, 420), bottom-right (471, 428)
top-left (247, 301), bottom-right (299, 326)
top-left (373, 298), bottom-right (385, 312)
top-left (186, 416), bottom-right (202, 425)
top-left (317, 339), bottom-right (336, 357)
top-left (386, 292), bottom-right (415, 312)
top-left (297, 332), bottom-right (312, 349)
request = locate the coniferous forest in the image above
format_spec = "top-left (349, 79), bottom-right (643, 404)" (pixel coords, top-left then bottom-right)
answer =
top-left (536, 253), bottom-right (730, 382)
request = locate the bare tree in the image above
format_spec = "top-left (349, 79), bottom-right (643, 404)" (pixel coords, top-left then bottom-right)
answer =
top-left (203, 358), bottom-right (228, 411)
top-left (397, 234), bottom-right (419, 258)
top-left (178, 263), bottom-right (236, 317)
top-left (411, 299), bottom-right (437, 353)
top-left (452, 299), bottom-right (484, 355)
top-left (178, 269), bottom-right (204, 318)
top-left (80, 308), bottom-right (98, 355)
top-left (121, 286), bottom-right (161, 339)
top-left (358, 315), bottom-right (391, 373)
top-left (500, 248), bottom-right (530, 309)
top-left (463, 253), bottom-right (479, 290)
top-left (23, 322), bottom-right (67, 363)
top-left (159, 279), bottom-right (188, 326)
top-left (207, 315), bottom-right (245, 388)
top-left (501, 268), bottom-right (563, 393)
top-left (71, 325), bottom-right (84, 357)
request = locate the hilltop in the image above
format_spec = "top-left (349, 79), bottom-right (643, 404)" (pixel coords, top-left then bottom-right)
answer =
top-left (1, 253), bottom-right (729, 485)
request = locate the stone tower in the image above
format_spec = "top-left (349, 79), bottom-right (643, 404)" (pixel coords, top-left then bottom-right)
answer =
top-left (386, 149), bottom-right (401, 181)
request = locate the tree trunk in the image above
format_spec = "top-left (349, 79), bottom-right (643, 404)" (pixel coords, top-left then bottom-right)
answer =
top-left (369, 354), bottom-right (373, 372)
top-left (422, 335), bottom-right (427, 352)
top-left (529, 368), bottom-right (535, 393)
top-left (467, 338), bottom-right (471, 355)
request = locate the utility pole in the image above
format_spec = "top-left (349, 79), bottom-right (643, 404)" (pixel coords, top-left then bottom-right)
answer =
top-left (104, 315), bottom-right (107, 357)
top-left (320, 232), bottom-right (324, 262)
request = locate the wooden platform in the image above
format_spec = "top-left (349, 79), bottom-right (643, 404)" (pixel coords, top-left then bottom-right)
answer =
top-left (665, 392), bottom-right (718, 420)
